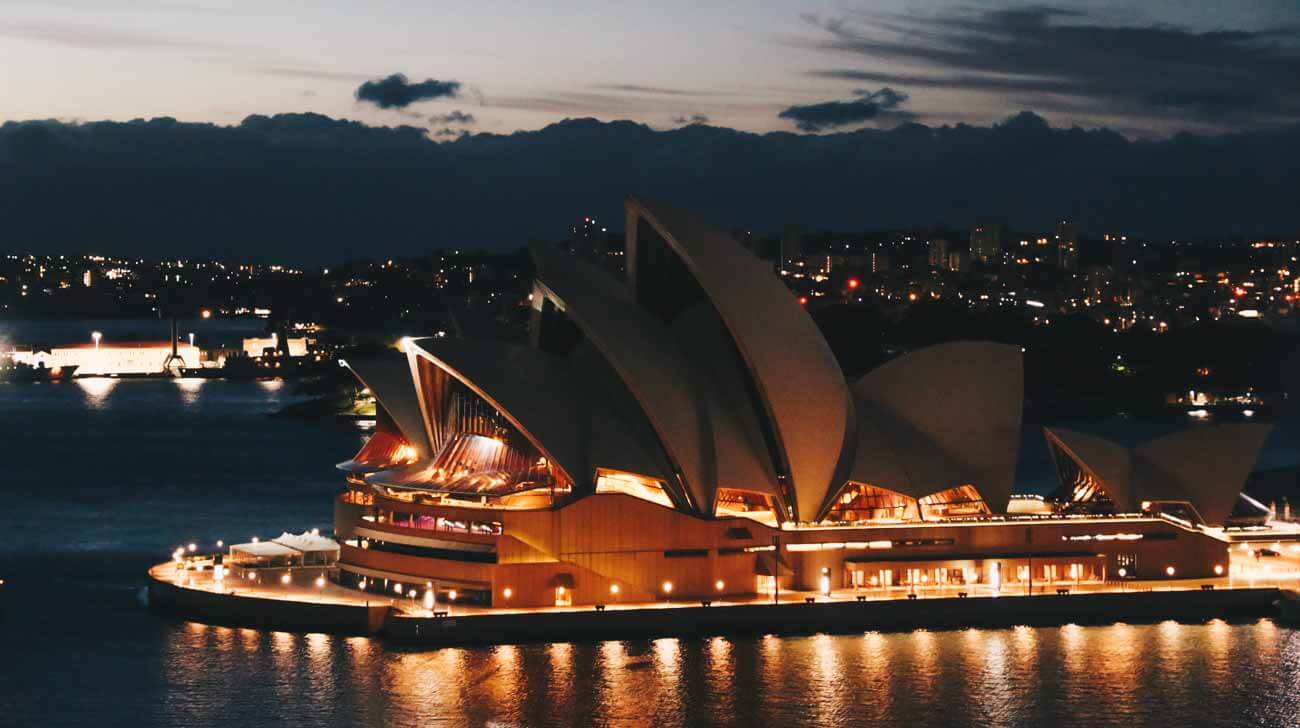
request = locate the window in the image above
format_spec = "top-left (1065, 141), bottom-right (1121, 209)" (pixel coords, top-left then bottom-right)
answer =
top-left (918, 485), bottom-right (990, 520)
top-left (595, 469), bottom-right (674, 508)
top-left (823, 482), bottom-right (917, 523)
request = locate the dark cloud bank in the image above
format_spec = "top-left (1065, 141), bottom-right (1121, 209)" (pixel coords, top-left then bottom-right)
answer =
top-left (779, 87), bottom-right (912, 132)
top-left (3, 112), bottom-right (1300, 263)
top-left (806, 7), bottom-right (1300, 130)
top-left (356, 73), bottom-right (460, 109)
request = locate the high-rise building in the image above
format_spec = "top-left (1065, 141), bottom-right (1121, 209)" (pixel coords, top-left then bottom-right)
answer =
top-left (869, 249), bottom-right (891, 273)
top-left (1056, 220), bottom-right (1080, 272)
top-left (568, 216), bottom-right (605, 259)
top-left (928, 238), bottom-right (949, 269)
top-left (780, 224), bottom-right (803, 271)
top-left (947, 250), bottom-right (969, 273)
top-left (970, 222), bottom-right (1003, 262)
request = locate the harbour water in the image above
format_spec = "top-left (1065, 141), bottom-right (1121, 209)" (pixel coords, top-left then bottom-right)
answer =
top-left (2, 378), bottom-right (1299, 727)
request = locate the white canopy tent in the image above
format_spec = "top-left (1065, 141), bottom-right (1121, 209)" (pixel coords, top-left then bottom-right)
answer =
top-left (272, 531), bottom-right (341, 566)
top-left (227, 540), bottom-right (299, 567)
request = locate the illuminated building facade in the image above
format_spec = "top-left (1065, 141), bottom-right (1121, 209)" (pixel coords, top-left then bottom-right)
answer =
top-left (331, 197), bottom-right (1270, 608)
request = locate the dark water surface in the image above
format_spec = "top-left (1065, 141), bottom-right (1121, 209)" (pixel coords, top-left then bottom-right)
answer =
top-left (1, 379), bottom-right (1299, 727)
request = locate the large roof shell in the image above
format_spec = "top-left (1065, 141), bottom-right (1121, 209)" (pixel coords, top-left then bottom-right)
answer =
top-left (529, 242), bottom-right (713, 512)
top-left (1043, 427), bottom-right (1136, 510)
top-left (341, 355), bottom-right (432, 459)
top-left (849, 342), bottom-right (1023, 514)
top-left (406, 337), bottom-right (674, 490)
top-left (627, 197), bottom-right (851, 522)
top-left (1134, 424), bottom-right (1272, 526)
top-left (1043, 423), bottom-right (1272, 526)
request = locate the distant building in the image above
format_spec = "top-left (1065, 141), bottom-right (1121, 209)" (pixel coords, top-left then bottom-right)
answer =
top-left (1056, 220), bottom-right (1080, 272)
top-left (970, 222), bottom-right (1003, 262)
top-left (947, 250), bottom-right (969, 273)
top-left (928, 239), bottom-right (949, 269)
top-left (243, 336), bottom-right (309, 358)
top-left (868, 250), bottom-right (891, 274)
top-left (12, 341), bottom-right (201, 376)
top-left (568, 216), bottom-right (606, 259)
top-left (781, 224), bottom-right (803, 271)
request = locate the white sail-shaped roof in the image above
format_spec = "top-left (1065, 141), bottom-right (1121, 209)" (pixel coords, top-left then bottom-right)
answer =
top-left (529, 241), bottom-right (713, 512)
top-left (849, 342), bottom-right (1023, 515)
top-left (407, 337), bottom-right (675, 491)
top-left (627, 197), bottom-right (852, 522)
top-left (1044, 427), bottom-right (1136, 510)
top-left (1134, 424), bottom-right (1273, 526)
top-left (342, 355), bottom-right (432, 459)
top-left (1043, 423), bottom-right (1272, 526)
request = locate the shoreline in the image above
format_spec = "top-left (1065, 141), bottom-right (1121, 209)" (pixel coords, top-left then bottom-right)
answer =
top-left (145, 564), bottom-right (1285, 647)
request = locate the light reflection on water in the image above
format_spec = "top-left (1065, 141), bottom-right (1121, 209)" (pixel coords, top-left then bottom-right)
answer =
top-left (6, 379), bottom-right (1300, 726)
top-left (75, 376), bottom-right (119, 408)
top-left (136, 617), bottom-right (1300, 727)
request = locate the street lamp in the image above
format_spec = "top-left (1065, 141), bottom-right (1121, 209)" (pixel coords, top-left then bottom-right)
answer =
top-left (188, 332), bottom-right (195, 348)
top-left (1117, 567), bottom-right (1127, 592)
top-left (91, 331), bottom-right (102, 351)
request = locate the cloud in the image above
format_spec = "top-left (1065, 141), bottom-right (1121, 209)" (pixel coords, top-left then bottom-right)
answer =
top-left (803, 8), bottom-right (1300, 130)
top-left (4, 112), bottom-right (1300, 264)
top-left (355, 73), bottom-right (460, 109)
top-left (429, 110), bottom-right (476, 125)
top-left (597, 84), bottom-right (710, 97)
top-left (672, 114), bottom-right (710, 125)
top-left (778, 87), bottom-right (912, 132)
top-left (256, 66), bottom-right (371, 83)
top-left (0, 19), bottom-right (225, 51)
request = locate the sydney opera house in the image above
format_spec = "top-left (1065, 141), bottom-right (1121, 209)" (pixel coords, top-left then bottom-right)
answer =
top-left (331, 197), bottom-right (1273, 608)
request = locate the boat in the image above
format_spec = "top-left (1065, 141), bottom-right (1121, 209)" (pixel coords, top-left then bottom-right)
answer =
top-left (0, 356), bottom-right (78, 383)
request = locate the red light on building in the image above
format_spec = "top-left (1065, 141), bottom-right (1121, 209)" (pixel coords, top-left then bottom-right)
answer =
top-left (798, 296), bottom-right (808, 306)
top-left (846, 278), bottom-right (860, 290)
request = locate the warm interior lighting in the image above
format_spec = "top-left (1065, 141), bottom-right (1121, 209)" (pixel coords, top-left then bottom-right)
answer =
top-left (715, 579), bottom-right (725, 592)
top-left (918, 485), bottom-right (989, 520)
top-left (448, 589), bottom-right (458, 601)
top-left (280, 573), bottom-right (291, 585)
top-left (595, 469), bottom-right (674, 508)
top-left (1214, 565), bottom-right (1224, 575)
top-left (315, 576), bottom-right (326, 588)
top-left (662, 581), bottom-right (674, 594)
top-left (1166, 566), bottom-right (1175, 577)
top-left (503, 587), bottom-right (513, 599)
top-left (609, 583), bottom-right (620, 595)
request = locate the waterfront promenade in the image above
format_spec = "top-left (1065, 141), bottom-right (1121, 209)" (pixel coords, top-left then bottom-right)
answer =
top-left (147, 553), bottom-right (1296, 646)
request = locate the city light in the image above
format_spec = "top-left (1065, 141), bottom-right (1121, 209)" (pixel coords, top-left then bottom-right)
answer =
top-left (661, 581), bottom-right (674, 595)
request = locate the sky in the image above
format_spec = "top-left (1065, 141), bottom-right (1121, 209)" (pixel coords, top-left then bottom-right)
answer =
top-left (3, 0), bottom-right (1300, 137)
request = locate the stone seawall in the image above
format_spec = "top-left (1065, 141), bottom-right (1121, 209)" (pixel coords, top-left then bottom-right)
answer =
top-left (148, 578), bottom-right (391, 635)
top-left (386, 588), bottom-right (1281, 646)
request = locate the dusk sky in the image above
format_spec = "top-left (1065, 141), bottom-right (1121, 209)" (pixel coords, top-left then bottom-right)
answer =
top-left (5, 0), bottom-right (1300, 137)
